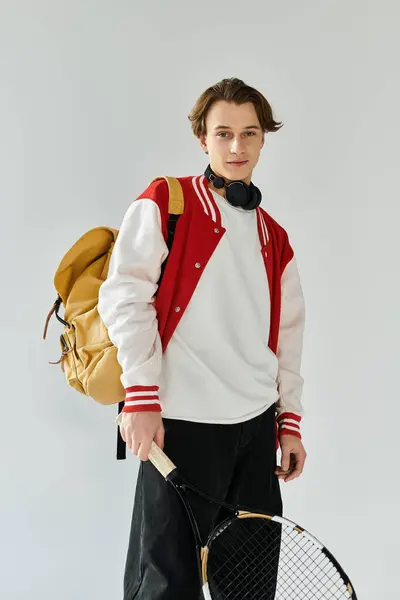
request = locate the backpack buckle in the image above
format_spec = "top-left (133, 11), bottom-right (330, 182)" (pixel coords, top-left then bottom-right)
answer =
top-left (43, 295), bottom-right (70, 340)
top-left (48, 334), bottom-right (72, 365)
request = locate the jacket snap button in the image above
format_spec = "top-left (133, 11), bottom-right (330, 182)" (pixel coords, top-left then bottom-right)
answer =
top-left (175, 306), bottom-right (181, 312)
top-left (195, 262), bottom-right (201, 269)
top-left (214, 228), bottom-right (220, 234)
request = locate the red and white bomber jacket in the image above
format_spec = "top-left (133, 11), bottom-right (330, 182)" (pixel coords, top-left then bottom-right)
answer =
top-left (98, 174), bottom-right (306, 446)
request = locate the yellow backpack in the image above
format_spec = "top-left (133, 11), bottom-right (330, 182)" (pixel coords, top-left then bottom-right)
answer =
top-left (43, 176), bottom-right (184, 409)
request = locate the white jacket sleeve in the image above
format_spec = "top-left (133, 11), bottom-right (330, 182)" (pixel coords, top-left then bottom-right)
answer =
top-left (275, 255), bottom-right (306, 438)
top-left (98, 198), bottom-right (169, 413)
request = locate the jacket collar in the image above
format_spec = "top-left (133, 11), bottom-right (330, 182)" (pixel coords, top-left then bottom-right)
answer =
top-left (190, 174), bottom-right (270, 252)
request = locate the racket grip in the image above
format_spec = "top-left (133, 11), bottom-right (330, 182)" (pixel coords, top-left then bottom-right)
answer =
top-left (148, 441), bottom-right (177, 478)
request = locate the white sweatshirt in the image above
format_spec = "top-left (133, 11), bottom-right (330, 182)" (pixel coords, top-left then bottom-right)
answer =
top-left (159, 188), bottom-right (280, 423)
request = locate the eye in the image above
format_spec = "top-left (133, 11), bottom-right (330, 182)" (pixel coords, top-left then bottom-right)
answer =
top-left (245, 131), bottom-right (257, 136)
top-left (217, 132), bottom-right (230, 138)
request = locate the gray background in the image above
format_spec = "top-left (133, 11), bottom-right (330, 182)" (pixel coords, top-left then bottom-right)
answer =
top-left (1, 1), bottom-right (399, 598)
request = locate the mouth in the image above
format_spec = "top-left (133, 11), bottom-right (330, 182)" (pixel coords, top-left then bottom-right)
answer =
top-left (227, 160), bottom-right (248, 167)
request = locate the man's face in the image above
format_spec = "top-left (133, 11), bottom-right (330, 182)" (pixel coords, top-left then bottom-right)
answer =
top-left (199, 100), bottom-right (264, 186)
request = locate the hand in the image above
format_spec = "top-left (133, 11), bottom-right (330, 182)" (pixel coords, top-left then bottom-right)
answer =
top-left (119, 411), bottom-right (165, 461)
top-left (275, 435), bottom-right (307, 483)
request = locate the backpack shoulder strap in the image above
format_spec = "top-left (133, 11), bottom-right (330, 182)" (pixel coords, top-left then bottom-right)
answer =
top-left (151, 176), bottom-right (185, 215)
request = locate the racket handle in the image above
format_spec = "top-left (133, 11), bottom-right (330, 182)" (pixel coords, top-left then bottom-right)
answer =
top-left (148, 441), bottom-right (177, 478)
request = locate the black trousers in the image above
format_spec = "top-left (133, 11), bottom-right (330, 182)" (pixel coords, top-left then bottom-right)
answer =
top-left (123, 403), bottom-right (282, 600)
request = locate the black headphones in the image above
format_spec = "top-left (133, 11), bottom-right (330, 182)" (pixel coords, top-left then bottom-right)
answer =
top-left (204, 164), bottom-right (262, 211)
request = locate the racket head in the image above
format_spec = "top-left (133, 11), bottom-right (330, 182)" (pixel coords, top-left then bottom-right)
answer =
top-left (147, 443), bottom-right (357, 599)
top-left (201, 511), bottom-right (357, 600)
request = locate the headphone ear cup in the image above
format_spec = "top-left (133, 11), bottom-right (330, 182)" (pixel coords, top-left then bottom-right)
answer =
top-left (204, 164), bottom-right (225, 189)
top-left (213, 176), bottom-right (225, 189)
top-left (245, 185), bottom-right (262, 210)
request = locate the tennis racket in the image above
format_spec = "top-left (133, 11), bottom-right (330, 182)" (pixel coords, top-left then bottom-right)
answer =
top-left (148, 441), bottom-right (358, 600)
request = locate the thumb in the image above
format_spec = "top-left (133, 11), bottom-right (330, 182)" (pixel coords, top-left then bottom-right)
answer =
top-left (154, 425), bottom-right (165, 450)
top-left (281, 448), bottom-right (291, 472)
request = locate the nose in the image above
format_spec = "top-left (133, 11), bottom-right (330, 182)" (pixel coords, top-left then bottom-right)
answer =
top-left (230, 136), bottom-right (245, 155)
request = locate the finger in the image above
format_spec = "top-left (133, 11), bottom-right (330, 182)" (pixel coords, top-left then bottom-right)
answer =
top-left (276, 465), bottom-right (291, 480)
top-left (275, 467), bottom-right (290, 476)
top-left (296, 453), bottom-right (306, 473)
top-left (154, 425), bottom-right (165, 450)
top-left (119, 425), bottom-right (127, 444)
top-left (276, 455), bottom-right (296, 480)
top-left (278, 463), bottom-right (295, 474)
top-left (284, 461), bottom-right (303, 482)
top-left (124, 428), bottom-right (134, 452)
top-left (131, 436), bottom-right (140, 456)
top-left (284, 469), bottom-right (302, 482)
top-left (281, 448), bottom-right (291, 472)
top-left (137, 438), bottom-right (152, 462)
top-left (277, 468), bottom-right (294, 479)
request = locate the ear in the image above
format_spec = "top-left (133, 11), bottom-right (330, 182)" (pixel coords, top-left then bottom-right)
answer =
top-left (199, 134), bottom-right (208, 154)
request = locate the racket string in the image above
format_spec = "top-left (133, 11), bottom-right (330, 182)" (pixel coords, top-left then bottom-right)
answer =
top-left (278, 533), bottom-right (347, 599)
top-left (208, 519), bottom-right (282, 598)
top-left (279, 536), bottom-right (330, 596)
top-left (206, 517), bottom-right (352, 599)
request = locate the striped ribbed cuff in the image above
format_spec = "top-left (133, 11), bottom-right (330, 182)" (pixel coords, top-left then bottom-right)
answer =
top-left (122, 385), bottom-right (162, 413)
top-left (277, 412), bottom-right (302, 439)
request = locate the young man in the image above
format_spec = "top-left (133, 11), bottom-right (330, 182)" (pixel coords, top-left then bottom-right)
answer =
top-left (98, 77), bottom-right (307, 599)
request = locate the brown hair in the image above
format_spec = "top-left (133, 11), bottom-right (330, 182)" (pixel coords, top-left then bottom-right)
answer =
top-left (188, 77), bottom-right (283, 138)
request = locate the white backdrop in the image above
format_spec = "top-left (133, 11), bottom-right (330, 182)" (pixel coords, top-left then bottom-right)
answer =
top-left (1, 1), bottom-right (399, 598)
